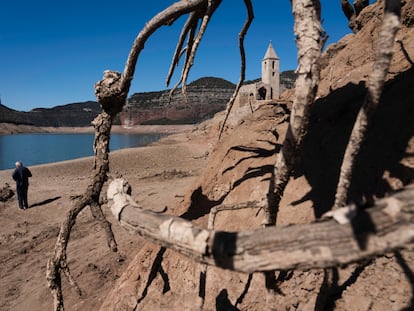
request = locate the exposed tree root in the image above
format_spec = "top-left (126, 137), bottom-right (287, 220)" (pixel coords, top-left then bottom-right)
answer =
top-left (217, 0), bottom-right (254, 140)
top-left (46, 112), bottom-right (115, 311)
top-left (264, 0), bottom-right (326, 226)
top-left (46, 1), bottom-right (405, 310)
top-left (334, 0), bottom-right (401, 209)
top-left (107, 177), bottom-right (414, 273)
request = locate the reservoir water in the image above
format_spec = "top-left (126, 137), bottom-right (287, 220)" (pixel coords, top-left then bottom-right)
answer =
top-left (0, 133), bottom-right (163, 170)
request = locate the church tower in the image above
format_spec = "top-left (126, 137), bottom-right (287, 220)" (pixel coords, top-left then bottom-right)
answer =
top-left (261, 42), bottom-right (280, 99)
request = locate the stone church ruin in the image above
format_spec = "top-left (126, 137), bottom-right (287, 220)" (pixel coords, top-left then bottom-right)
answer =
top-left (236, 41), bottom-right (280, 106)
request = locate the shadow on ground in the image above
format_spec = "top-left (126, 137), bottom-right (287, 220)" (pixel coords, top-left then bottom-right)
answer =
top-left (29, 196), bottom-right (61, 208)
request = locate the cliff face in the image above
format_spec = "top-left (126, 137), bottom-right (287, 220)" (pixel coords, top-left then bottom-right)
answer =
top-left (0, 74), bottom-right (295, 127)
top-left (120, 77), bottom-right (236, 125)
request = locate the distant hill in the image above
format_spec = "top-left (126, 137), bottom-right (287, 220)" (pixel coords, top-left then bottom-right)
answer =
top-left (0, 101), bottom-right (102, 127)
top-left (0, 72), bottom-right (295, 127)
top-left (122, 77), bottom-right (236, 125)
top-left (188, 76), bottom-right (237, 88)
top-left (123, 73), bottom-right (296, 125)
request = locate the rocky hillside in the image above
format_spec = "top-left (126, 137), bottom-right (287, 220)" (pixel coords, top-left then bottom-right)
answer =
top-left (121, 73), bottom-right (296, 126)
top-left (0, 101), bottom-right (103, 127)
top-left (120, 77), bottom-right (235, 125)
top-left (0, 73), bottom-right (295, 128)
top-left (100, 1), bottom-right (414, 310)
top-left (1, 2), bottom-right (413, 311)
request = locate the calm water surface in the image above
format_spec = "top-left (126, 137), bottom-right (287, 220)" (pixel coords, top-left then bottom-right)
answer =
top-left (0, 133), bottom-right (163, 170)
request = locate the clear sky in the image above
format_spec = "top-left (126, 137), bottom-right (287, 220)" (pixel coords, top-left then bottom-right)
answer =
top-left (1, 1), bottom-right (356, 111)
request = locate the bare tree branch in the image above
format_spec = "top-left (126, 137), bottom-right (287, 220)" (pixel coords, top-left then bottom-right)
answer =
top-left (46, 3), bottom-right (213, 308)
top-left (166, 11), bottom-right (200, 90)
top-left (180, 0), bottom-right (222, 99)
top-left (341, 0), bottom-right (370, 33)
top-left (90, 201), bottom-right (118, 251)
top-left (46, 111), bottom-right (113, 311)
top-left (108, 178), bottom-right (414, 273)
top-left (334, 0), bottom-right (401, 209)
top-left (46, 1), bottom-right (405, 310)
top-left (341, 0), bottom-right (355, 21)
top-left (263, 0), bottom-right (326, 226)
top-left (354, 0), bottom-right (369, 16)
top-left (46, 2), bottom-right (228, 309)
top-left (120, 0), bottom-right (207, 93)
top-left (218, 0), bottom-right (254, 140)
top-left (167, 2), bottom-right (217, 101)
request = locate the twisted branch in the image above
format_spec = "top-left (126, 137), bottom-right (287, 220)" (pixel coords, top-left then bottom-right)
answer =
top-left (334, 0), bottom-right (401, 209)
top-left (108, 178), bottom-right (414, 273)
top-left (263, 0), bottom-right (326, 226)
top-left (180, 0), bottom-right (222, 99)
top-left (46, 2), bottom-right (234, 309)
top-left (341, 0), bottom-right (370, 33)
top-left (218, 0), bottom-right (254, 140)
top-left (166, 10), bottom-right (200, 99)
top-left (46, 111), bottom-right (114, 311)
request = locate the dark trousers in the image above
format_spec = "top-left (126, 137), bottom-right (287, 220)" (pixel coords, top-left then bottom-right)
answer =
top-left (16, 186), bottom-right (29, 209)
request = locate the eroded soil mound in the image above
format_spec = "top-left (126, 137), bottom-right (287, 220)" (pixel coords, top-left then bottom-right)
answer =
top-left (100, 1), bottom-right (414, 310)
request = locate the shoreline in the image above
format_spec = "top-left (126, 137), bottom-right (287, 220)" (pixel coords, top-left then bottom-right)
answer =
top-left (0, 123), bottom-right (198, 172)
top-left (0, 123), bottom-right (196, 135)
top-left (0, 153), bottom-right (96, 173)
top-left (0, 127), bottom-right (208, 310)
top-left (0, 138), bottom-right (181, 173)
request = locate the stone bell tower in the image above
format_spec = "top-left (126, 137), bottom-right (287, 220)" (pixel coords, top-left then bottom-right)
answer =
top-left (261, 42), bottom-right (280, 100)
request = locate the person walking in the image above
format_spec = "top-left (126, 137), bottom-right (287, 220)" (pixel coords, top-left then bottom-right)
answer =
top-left (12, 161), bottom-right (32, 210)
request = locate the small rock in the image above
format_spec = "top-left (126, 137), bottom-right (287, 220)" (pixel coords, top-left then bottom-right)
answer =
top-left (0, 183), bottom-right (14, 202)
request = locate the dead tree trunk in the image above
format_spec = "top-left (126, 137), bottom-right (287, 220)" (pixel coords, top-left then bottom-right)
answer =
top-left (46, 111), bottom-right (116, 311)
top-left (263, 0), bottom-right (326, 226)
top-left (45, 2), bottom-right (236, 310)
top-left (334, 0), bottom-right (401, 209)
top-left (107, 178), bottom-right (414, 272)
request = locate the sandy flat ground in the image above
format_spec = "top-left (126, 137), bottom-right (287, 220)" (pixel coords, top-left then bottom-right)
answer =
top-left (2, 116), bottom-right (414, 310)
top-left (0, 126), bottom-right (210, 311)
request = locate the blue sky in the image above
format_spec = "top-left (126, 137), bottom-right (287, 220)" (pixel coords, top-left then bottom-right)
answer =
top-left (1, 1), bottom-right (355, 111)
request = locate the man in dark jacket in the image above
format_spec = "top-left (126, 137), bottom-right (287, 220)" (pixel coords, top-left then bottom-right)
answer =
top-left (12, 161), bottom-right (32, 210)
